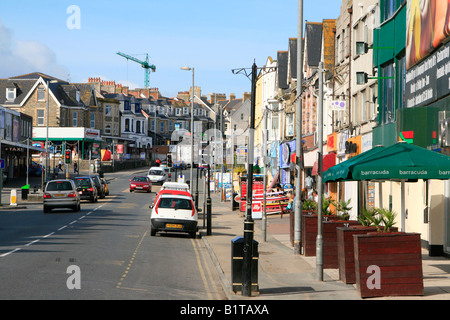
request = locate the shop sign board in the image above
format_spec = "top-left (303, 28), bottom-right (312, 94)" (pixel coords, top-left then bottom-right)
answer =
top-left (406, 40), bottom-right (450, 108)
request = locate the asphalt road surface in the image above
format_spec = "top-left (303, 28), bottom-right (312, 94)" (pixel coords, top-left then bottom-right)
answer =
top-left (0, 169), bottom-right (226, 300)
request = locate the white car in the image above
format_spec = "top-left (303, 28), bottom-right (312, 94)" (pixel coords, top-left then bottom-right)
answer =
top-left (147, 167), bottom-right (167, 184)
top-left (150, 189), bottom-right (198, 238)
top-left (161, 181), bottom-right (189, 192)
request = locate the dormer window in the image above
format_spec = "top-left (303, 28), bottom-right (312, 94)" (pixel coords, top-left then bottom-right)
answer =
top-left (6, 88), bottom-right (16, 101)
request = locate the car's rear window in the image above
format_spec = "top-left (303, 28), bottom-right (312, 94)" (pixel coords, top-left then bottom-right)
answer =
top-left (46, 181), bottom-right (73, 191)
top-left (74, 179), bottom-right (91, 187)
top-left (158, 197), bottom-right (192, 210)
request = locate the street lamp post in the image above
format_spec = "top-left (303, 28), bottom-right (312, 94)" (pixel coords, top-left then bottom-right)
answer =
top-left (316, 61), bottom-right (325, 281)
top-left (44, 79), bottom-right (58, 187)
top-left (294, 0), bottom-right (304, 255)
top-left (232, 61), bottom-right (276, 297)
top-left (181, 67), bottom-right (195, 195)
top-left (206, 164), bottom-right (212, 235)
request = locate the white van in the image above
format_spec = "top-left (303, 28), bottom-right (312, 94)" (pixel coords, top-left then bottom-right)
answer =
top-left (147, 167), bottom-right (166, 184)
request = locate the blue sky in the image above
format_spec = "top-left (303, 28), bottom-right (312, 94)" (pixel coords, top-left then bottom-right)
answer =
top-left (0, 0), bottom-right (341, 100)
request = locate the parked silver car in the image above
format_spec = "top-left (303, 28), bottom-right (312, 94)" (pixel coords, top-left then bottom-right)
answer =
top-left (43, 179), bottom-right (80, 213)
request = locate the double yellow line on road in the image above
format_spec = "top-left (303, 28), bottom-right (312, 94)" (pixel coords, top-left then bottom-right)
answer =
top-left (191, 238), bottom-right (224, 300)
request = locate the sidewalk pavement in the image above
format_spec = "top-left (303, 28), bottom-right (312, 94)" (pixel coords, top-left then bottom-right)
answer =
top-left (202, 192), bottom-right (450, 300)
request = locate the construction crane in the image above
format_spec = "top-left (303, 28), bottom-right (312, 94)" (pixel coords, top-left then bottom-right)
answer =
top-left (116, 52), bottom-right (156, 88)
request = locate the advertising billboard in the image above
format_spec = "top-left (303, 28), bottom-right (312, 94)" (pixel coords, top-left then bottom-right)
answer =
top-left (406, 0), bottom-right (450, 70)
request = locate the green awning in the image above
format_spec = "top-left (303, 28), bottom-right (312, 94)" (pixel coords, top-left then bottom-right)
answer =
top-left (323, 145), bottom-right (385, 182)
top-left (324, 143), bottom-right (450, 182)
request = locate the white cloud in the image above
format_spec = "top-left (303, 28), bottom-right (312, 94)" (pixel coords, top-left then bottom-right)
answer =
top-left (0, 19), bottom-right (69, 80)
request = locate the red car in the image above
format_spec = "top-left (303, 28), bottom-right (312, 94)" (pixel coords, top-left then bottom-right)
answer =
top-left (129, 176), bottom-right (152, 193)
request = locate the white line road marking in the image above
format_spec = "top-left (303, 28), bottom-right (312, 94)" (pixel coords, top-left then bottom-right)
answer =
top-left (1, 202), bottom-right (105, 258)
top-left (25, 239), bottom-right (40, 247)
top-left (0, 248), bottom-right (21, 257)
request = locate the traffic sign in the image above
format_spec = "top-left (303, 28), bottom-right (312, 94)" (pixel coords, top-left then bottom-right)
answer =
top-left (0, 159), bottom-right (4, 169)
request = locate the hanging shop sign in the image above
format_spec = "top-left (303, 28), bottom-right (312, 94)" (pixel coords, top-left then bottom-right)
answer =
top-left (327, 132), bottom-right (337, 152)
top-left (279, 142), bottom-right (290, 169)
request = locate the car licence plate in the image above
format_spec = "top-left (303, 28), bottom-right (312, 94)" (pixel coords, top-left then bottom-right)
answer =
top-left (54, 194), bottom-right (65, 197)
top-left (166, 223), bottom-right (182, 229)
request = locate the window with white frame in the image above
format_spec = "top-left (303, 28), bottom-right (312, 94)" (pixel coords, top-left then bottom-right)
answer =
top-left (361, 89), bottom-right (367, 123)
top-left (73, 111), bottom-right (78, 127)
top-left (105, 105), bottom-right (112, 116)
top-left (160, 122), bottom-right (164, 133)
top-left (6, 88), bottom-right (16, 101)
top-left (125, 118), bottom-right (130, 132)
top-left (90, 113), bottom-right (95, 128)
top-left (151, 120), bottom-right (155, 132)
top-left (105, 125), bottom-right (111, 135)
top-left (136, 120), bottom-right (141, 133)
top-left (37, 87), bottom-right (45, 101)
top-left (369, 84), bottom-right (377, 120)
top-left (286, 113), bottom-right (294, 136)
top-left (176, 108), bottom-right (181, 116)
top-left (183, 107), bottom-right (189, 115)
top-left (37, 110), bottom-right (45, 126)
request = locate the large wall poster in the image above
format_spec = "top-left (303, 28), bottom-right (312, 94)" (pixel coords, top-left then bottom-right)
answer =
top-left (406, 0), bottom-right (450, 70)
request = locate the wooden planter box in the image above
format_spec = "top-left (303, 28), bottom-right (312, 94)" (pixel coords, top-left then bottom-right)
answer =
top-left (337, 226), bottom-right (397, 284)
top-left (322, 220), bottom-right (360, 269)
top-left (289, 210), bottom-right (315, 247)
top-left (353, 232), bottom-right (423, 298)
top-left (301, 213), bottom-right (342, 256)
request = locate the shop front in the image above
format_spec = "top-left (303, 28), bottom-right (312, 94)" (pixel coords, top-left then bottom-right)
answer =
top-left (32, 127), bottom-right (104, 162)
top-left (1, 141), bottom-right (45, 181)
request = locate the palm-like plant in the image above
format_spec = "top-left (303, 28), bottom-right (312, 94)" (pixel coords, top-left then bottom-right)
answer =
top-left (376, 208), bottom-right (397, 233)
top-left (336, 199), bottom-right (352, 220)
top-left (360, 207), bottom-right (397, 232)
top-left (302, 199), bottom-right (317, 211)
top-left (358, 208), bottom-right (376, 226)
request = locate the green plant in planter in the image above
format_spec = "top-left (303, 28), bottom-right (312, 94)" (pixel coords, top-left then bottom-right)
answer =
top-left (358, 208), bottom-right (376, 226)
top-left (336, 199), bottom-right (352, 220)
top-left (363, 208), bottom-right (397, 232)
top-left (376, 208), bottom-right (397, 233)
top-left (322, 197), bottom-right (336, 214)
top-left (302, 199), bottom-right (317, 211)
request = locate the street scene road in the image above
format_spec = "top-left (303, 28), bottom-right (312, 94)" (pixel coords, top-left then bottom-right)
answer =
top-left (0, 169), bottom-right (226, 300)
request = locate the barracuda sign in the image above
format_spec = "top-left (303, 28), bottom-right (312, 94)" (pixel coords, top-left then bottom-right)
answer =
top-left (324, 143), bottom-right (450, 182)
